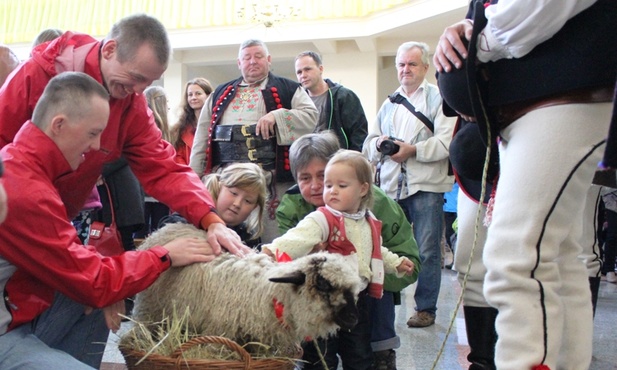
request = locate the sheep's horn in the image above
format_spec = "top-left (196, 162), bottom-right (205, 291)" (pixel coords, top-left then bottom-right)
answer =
top-left (269, 272), bottom-right (306, 286)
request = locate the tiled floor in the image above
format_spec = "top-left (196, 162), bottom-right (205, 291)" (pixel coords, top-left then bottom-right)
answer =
top-left (101, 267), bottom-right (617, 370)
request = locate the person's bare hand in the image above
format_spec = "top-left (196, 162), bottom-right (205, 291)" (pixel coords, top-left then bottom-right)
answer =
top-left (375, 135), bottom-right (390, 151)
top-left (396, 258), bottom-right (415, 276)
top-left (206, 223), bottom-right (253, 257)
top-left (255, 113), bottom-right (276, 140)
top-left (309, 241), bottom-right (328, 254)
top-left (261, 247), bottom-right (275, 260)
top-left (103, 300), bottom-right (125, 333)
top-left (433, 19), bottom-right (474, 73)
top-left (389, 141), bottom-right (416, 164)
top-left (460, 113), bottom-right (477, 122)
top-left (163, 237), bottom-right (219, 266)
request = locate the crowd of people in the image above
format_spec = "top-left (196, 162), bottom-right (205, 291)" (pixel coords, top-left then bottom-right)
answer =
top-left (0, 1), bottom-right (616, 369)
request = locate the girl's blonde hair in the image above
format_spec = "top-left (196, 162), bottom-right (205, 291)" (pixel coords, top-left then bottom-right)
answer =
top-left (203, 163), bottom-right (267, 239)
top-left (327, 150), bottom-right (374, 210)
top-left (144, 86), bottom-right (171, 142)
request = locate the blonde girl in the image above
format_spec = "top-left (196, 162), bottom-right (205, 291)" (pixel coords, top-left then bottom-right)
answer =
top-left (203, 163), bottom-right (267, 248)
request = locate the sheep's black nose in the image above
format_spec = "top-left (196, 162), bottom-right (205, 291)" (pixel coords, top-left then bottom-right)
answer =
top-left (334, 291), bottom-right (359, 330)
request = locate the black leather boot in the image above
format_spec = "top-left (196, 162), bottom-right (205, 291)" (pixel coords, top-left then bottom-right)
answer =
top-left (589, 276), bottom-right (601, 318)
top-left (463, 306), bottom-right (498, 370)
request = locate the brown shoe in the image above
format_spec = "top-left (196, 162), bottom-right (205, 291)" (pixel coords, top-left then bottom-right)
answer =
top-left (407, 311), bottom-right (435, 328)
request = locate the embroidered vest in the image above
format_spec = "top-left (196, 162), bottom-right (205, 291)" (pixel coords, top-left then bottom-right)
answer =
top-left (205, 74), bottom-right (299, 182)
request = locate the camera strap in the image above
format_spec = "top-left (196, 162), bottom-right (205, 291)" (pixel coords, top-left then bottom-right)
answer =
top-left (388, 92), bottom-right (434, 133)
top-left (375, 159), bottom-right (408, 201)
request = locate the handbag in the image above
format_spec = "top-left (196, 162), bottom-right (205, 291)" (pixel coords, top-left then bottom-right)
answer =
top-left (88, 181), bottom-right (124, 256)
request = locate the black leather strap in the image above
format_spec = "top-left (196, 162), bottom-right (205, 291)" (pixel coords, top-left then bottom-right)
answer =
top-left (212, 124), bottom-right (277, 170)
top-left (388, 92), bottom-right (434, 132)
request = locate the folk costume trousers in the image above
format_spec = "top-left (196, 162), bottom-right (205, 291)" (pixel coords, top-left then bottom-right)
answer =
top-left (483, 102), bottom-right (611, 370)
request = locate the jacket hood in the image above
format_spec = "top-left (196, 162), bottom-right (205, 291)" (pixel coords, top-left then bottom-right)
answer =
top-left (31, 31), bottom-right (101, 82)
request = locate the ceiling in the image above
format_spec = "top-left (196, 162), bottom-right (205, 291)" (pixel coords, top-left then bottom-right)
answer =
top-left (7, 0), bottom-right (469, 87)
top-left (163, 0), bottom-right (469, 83)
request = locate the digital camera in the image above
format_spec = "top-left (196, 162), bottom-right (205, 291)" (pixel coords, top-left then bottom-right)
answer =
top-left (379, 138), bottom-right (400, 155)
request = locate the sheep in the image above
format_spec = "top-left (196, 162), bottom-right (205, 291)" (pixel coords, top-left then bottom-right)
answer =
top-left (132, 223), bottom-right (364, 353)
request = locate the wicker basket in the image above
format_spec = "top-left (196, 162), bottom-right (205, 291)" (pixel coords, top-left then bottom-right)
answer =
top-left (120, 335), bottom-right (299, 370)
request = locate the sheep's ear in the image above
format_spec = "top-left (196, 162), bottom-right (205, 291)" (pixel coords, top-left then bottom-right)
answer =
top-left (269, 272), bottom-right (306, 286)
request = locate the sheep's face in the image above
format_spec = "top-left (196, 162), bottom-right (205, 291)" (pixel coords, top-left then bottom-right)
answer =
top-left (269, 253), bottom-right (363, 331)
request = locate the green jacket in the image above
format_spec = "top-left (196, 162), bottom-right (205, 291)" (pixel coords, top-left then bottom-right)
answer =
top-left (276, 184), bottom-right (421, 292)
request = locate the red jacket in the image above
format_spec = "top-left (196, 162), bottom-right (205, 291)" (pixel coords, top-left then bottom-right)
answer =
top-left (174, 126), bottom-right (195, 166)
top-left (0, 31), bottom-right (220, 225)
top-left (0, 123), bottom-right (172, 335)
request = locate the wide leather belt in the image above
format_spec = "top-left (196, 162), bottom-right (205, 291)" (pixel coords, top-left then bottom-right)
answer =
top-left (496, 85), bottom-right (614, 129)
top-left (212, 124), bottom-right (276, 169)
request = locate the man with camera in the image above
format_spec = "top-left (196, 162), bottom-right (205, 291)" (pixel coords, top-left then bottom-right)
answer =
top-left (363, 41), bottom-right (456, 328)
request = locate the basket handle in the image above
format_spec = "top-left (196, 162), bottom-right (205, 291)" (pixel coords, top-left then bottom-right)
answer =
top-left (171, 336), bottom-right (252, 370)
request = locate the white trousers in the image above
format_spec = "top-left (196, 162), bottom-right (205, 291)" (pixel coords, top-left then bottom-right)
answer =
top-left (483, 102), bottom-right (611, 370)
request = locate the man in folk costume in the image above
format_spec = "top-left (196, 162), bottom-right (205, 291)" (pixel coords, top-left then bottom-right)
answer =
top-left (190, 39), bottom-right (318, 242)
top-left (434, 0), bottom-right (617, 369)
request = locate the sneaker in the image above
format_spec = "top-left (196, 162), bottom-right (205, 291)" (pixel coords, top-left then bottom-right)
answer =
top-left (607, 271), bottom-right (617, 283)
top-left (371, 349), bottom-right (397, 370)
top-left (407, 311), bottom-right (436, 328)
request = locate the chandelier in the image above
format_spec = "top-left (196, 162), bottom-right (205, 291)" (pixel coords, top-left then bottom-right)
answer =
top-left (237, 2), bottom-right (300, 28)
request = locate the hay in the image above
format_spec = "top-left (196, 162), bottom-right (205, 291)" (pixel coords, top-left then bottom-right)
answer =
top-left (118, 303), bottom-right (300, 365)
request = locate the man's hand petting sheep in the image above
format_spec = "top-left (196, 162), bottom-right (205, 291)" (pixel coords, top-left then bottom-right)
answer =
top-left (162, 237), bottom-right (218, 266)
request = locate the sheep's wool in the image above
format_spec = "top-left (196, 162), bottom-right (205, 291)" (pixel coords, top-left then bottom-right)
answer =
top-left (133, 223), bottom-right (364, 351)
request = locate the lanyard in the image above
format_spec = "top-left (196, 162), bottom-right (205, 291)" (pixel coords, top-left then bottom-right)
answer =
top-left (375, 157), bottom-right (407, 201)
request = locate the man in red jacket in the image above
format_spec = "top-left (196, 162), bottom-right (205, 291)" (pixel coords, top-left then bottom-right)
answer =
top-left (0, 14), bottom-right (251, 368)
top-left (0, 14), bottom-right (248, 255)
top-left (0, 72), bottom-right (217, 369)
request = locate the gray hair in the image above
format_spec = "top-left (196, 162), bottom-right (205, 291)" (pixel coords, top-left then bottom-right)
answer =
top-left (32, 72), bottom-right (109, 129)
top-left (105, 13), bottom-right (171, 67)
top-left (289, 131), bottom-right (340, 181)
top-left (32, 28), bottom-right (63, 49)
top-left (238, 39), bottom-right (269, 58)
top-left (396, 41), bottom-right (430, 66)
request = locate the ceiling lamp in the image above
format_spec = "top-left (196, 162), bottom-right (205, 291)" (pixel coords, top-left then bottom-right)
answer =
top-left (237, 2), bottom-right (300, 28)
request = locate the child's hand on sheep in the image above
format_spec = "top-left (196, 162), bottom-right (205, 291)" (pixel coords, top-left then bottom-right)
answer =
top-left (396, 257), bottom-right (415, 276)
top-left (205, 223), bottom-right (254, 257)
top-left (163, 237), bottom-right (217, 266)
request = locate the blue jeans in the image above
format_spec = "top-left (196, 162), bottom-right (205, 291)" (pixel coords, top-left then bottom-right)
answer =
top-left (32, 292), bottom-right (109, 368)
top-left (0, 325), bottom-right (95, 370)
top-left (398, 191), bottom-right (444, 315)
top-left (368, 292), bottom-right (400, 351)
